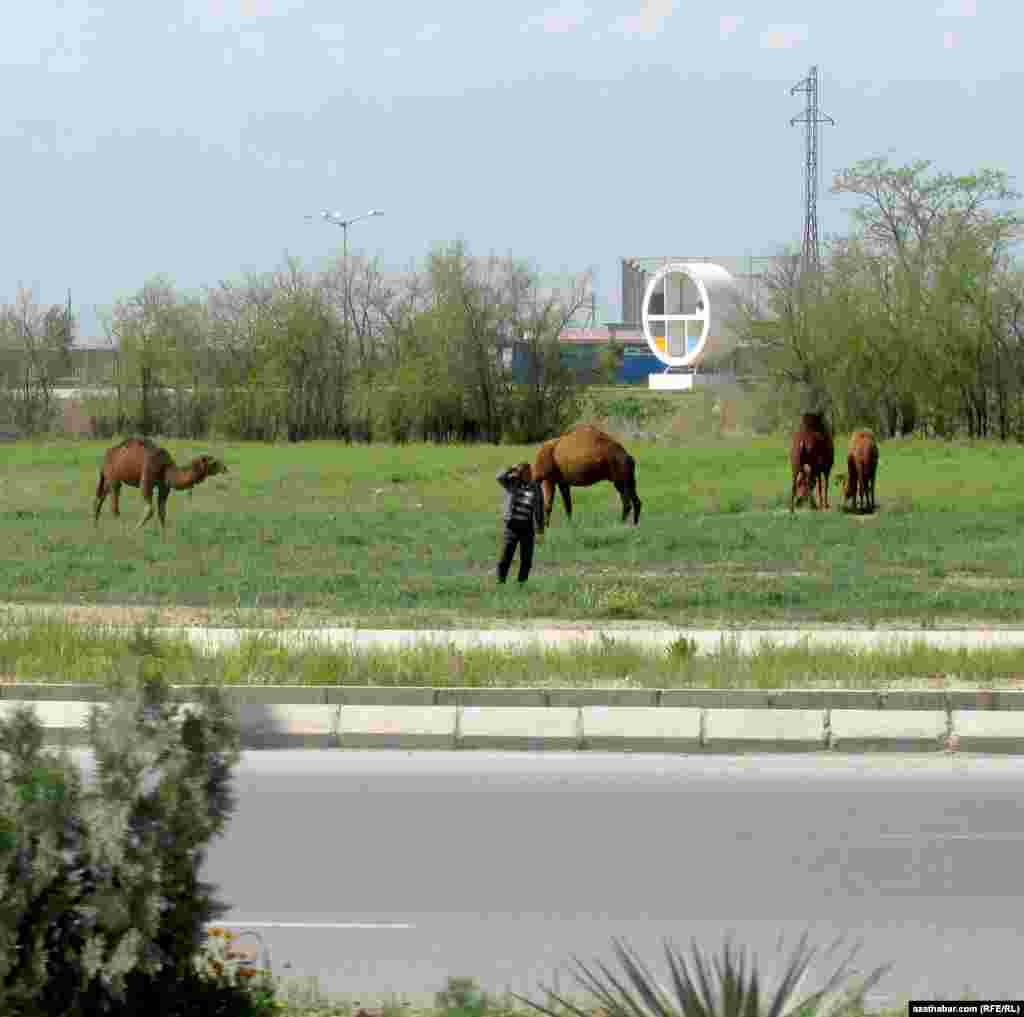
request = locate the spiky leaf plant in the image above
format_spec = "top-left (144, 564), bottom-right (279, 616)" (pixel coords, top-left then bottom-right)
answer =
top-left (513, 933), bottom-right (891, 1017)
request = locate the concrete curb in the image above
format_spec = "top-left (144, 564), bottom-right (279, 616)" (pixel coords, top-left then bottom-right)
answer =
top-left (4, 684), bottom-right (1024, 752)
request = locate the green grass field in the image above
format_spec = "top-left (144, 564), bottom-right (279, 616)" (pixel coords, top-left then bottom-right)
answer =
top-left (2, 435), bottom-right (1023, 626)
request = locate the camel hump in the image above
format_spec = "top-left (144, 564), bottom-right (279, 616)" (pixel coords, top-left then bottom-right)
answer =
top-left (101, 437), bottom-right (172, 490)
top-left (544, 423), bottom-right (634, 486)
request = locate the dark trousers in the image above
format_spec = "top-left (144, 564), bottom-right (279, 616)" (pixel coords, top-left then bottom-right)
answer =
top-left (497, 522), bottom-right (535, 583)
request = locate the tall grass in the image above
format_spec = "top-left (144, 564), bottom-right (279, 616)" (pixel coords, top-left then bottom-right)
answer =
top-left (3, 619), bottom-right (1024, 688)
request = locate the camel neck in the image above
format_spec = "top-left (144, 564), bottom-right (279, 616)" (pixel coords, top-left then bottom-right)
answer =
top-left (168, 465), bottom-right (201, 490)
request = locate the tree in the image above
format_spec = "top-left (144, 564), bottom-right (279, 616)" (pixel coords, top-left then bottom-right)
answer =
top-left (0, 677), bottom-right (250, 1015)
top-left (0, 286), bottom-right (75, 435)
top-left (506, 266), bottom-right (589, 442)
top-left (830, 157), bottom-right (1023, 437)
top-left (109, 277), bottom-right (187, 436)
top-left (739, 158), bottom-right (1024, 439)
top-left (736, 250), bottom-right (837, 422)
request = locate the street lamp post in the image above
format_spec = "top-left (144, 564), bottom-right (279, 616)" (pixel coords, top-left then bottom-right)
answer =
top-left (305, 209), bottom-right (383, 358)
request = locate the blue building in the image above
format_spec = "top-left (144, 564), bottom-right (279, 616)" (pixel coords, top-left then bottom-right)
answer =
top-left (511, 326), bottom-right (662, 386)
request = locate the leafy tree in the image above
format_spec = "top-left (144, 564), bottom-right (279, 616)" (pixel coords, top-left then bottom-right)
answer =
top-left (0, 286), bottom-right (75, 435)
top-left (830, 157), bottom-right (1022, 437)
top-left (0, 676), bottom-right (256, 1016)
top-left (739, 158), bottom-right (1024, 439)
top-left (109, 277), bottom-right (189, 435)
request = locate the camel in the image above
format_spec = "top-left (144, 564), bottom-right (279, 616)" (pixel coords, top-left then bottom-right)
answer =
top-left (789, 412), bottom-right (834, 512)
top-left (531, 424), bottom-right (642, 526)
top-left (94, 437), bottom-right (229, 530)
top-left (835, 428), bottom-right (879, 513)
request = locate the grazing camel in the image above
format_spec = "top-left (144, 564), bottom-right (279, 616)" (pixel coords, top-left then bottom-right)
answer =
top-left (789, 412), bottom-right (834, 512)
top-left (835, 429), bottom-right (879, 513)
top-left (531, 424), bottom-right (642, 526)
top-left (94, 437), bottom-right (229, 530)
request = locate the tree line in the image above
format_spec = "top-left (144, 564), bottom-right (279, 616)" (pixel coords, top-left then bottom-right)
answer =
top-left (738, 157), bottom-right (1024, 440)
top-left (0, 241), bottom-right (590, 444)
top-left (4, 156), bottom-right (1024, 444)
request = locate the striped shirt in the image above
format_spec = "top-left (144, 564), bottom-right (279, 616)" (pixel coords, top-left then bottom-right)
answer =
top-left (497, 469), bottom-right (545, 531)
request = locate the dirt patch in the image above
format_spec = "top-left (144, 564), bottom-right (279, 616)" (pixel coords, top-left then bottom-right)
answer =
top-left (0, 601), bottom-right (685, 632)
top-left (943, 573), bottom-right (1019, 590)
top-left (59, 399), bottom-right (92, 437)
top-left (0, 601), bottom-right (343, 629)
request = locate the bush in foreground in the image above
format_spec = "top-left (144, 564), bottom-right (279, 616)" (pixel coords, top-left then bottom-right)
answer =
top-left (513, 933), bottom-right (891, 1017)
top-left (0, 675), bottom-right (275, 1016)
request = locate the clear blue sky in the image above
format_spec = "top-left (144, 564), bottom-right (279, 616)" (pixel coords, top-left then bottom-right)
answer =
top-left (3, 0), bottom-right (1020, 340)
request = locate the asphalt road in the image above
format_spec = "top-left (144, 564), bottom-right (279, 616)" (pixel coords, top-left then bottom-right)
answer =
top-left (186, 751), bottom-right (1024, 1006)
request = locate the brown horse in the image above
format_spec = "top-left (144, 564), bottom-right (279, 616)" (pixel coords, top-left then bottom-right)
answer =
top-left (94, 437), bottom-right (229, 530)
top-left (532, 424), bottom-right (642, 526)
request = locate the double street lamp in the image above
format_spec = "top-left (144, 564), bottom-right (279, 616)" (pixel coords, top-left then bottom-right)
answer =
top-left (305, 208), bottom-right (384, 350)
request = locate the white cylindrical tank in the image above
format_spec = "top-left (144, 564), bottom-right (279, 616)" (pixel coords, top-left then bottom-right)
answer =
top-left (641, 261), bottom-right (743, 368)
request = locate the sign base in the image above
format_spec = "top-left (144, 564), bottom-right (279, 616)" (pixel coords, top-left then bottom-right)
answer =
top-left (647, 371), bottom-right (736, 392)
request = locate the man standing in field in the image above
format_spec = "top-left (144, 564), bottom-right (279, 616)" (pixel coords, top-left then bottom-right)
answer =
top-left (496, 462), bottom-right (545, 584)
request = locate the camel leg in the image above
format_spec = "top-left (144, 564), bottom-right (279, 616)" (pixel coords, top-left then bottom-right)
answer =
top-left (542, 477), bottom-right (556, 525)
top-left (558, 480), bottom-right (572, 520)
top-left (137, 472), bottom-right (155, 530)
top-left (94, 481), bottom-right (108, 525)
top-left (137, 496), bottom-right (156, 530)
top-left (615, 482), bottom-right (631, 524)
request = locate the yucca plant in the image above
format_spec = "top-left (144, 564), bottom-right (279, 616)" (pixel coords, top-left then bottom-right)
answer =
top-left (513, 933), bottom-right (891, 1017)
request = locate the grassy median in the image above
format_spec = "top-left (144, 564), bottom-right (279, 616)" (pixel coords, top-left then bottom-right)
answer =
top-left (3, 617), bottom-right (1024, 689)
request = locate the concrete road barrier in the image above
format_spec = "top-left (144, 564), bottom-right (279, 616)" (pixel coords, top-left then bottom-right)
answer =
top-left (457, 706), bottom-right (580, 750)
top-left (704, 708), bottom-right (827, 752)
top-left (581, 706), bottom-right (701, 752)
top-left (237, 704), bottom-right (339, 749)
top-left (950, 710), bottom-right (1024, 753)
top-left (339, 705), bottom-right (457, 749)
top-left (828, 709), bottom-right (949, 752)
top-left (0, 700), bottom-right (103, 747)
top-left (6, 684), bottom-right (1024, 753)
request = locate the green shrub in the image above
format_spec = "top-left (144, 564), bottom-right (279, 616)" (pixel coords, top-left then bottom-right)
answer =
top-left (515, 933), bottom-right (891, 1017)
top-left (0, 675), bottom-right (273, 1016)
top-left (436, 975), bottom-right (491, 1017)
